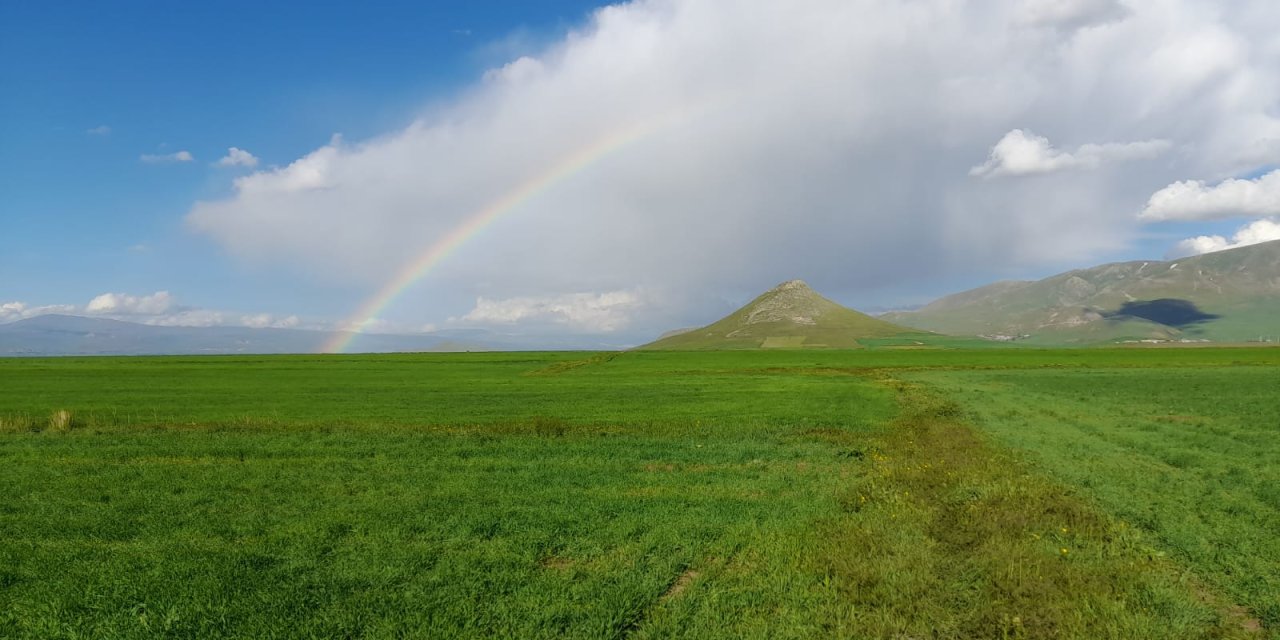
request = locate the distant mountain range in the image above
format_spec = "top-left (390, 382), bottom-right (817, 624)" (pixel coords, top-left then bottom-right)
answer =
top-left (883, 239), bottom-right (1280, 344)
top-left (10, 240), bottom-right (1280, 356)
top-left (0, 315), bottom-right (616, 356)
top-left (642, 279), bottom-right (926, 349)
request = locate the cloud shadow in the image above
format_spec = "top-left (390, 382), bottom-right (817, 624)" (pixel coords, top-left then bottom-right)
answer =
top-left (1104, 299), bottom-right (1220, 328)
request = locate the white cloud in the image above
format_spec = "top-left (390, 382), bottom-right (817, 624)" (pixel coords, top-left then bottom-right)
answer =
top-left (140, 150), bottom-right (194, 164)
top-left (1, 292), bottom-right (315, 331)
top-left (216, 147), bottom-right (260, 168)
top-left (0, 302), bottom-right (76, 323)
top-left (227, 139), bottom-right (339, 197)
top-left (184, 0), bottom-right (1280, 332)
top-left (86, 293), bottom-right (176, 316)
top-left (970, 129), bottom-right (1170, 178)
top-left (86, 125), bottom-right (111, 136)
top-left (461, 290), bottom-right (644, 332)
top-left (1140, 169), bottom-right (1280, 221)
top-left (86, 291), bottom-right (175, 315)
top-left (1167, 217), bottom-right (1280, 257)
top-left (0, 302), bottom-right (22, 321)
top-left (82, 293), bottom-right (304, 329)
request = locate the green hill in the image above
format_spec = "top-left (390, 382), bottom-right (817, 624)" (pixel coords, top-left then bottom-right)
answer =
top-left (883, 239), bottom-right (1280, 344)
top-left (643, 280), bottom-right (928, 349)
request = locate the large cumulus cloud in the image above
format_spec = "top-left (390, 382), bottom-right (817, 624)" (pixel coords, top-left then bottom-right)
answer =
top-left (187, 0), bottom-right (1280, 333)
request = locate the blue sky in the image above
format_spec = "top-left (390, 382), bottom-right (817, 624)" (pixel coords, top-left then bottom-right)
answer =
top-left (1, 0), bottom-right (601, 320)
top-left (3, 1), bottom-right (1279, 341)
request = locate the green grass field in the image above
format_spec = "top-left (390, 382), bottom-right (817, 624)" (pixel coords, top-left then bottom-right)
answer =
top-left (1, 349), bottom-right (1277, 638)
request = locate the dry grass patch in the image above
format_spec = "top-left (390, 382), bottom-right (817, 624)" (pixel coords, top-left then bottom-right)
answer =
top-left (0, 414), bottom-right (36, 433)
top-left (46, 409), bottom-right (79, 432)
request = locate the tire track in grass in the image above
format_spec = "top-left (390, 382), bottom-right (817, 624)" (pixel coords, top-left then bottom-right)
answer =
top-left (658, 567), bottom-right (701, 602)
top-left (809, 374), bottom-right (1259, 639)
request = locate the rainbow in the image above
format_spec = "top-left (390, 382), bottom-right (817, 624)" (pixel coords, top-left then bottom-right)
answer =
top-left (322, 111), bottom-right (699, 353)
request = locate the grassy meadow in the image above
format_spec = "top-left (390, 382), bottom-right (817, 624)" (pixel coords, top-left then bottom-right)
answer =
top-left (1, 348), bottom-right (1277, 638)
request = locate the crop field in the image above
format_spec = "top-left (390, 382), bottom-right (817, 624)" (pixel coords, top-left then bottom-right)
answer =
top-left (1, 348), bottom-right (1277, 638)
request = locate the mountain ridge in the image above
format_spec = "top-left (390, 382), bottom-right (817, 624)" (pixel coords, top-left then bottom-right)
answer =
top-left (884, 239), bottom-right (1280, 344)
top-left (0, 314), bottom-right (617, 356)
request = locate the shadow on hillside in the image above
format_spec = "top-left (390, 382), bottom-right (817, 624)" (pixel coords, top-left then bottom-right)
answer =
top-left (1104, 299), bottom-right (1220, 327)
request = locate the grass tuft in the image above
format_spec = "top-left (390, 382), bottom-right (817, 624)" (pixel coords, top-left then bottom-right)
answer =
top-left (47, 409), bottom-right (76, 432)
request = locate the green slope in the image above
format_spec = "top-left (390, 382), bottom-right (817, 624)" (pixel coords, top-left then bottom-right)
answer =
top-left (643, 280), bottom-right (928, 349)
top-left (884, 239), bottom-right (1280, 345)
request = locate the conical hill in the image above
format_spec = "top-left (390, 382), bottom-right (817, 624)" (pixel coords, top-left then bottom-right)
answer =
top-left (642, 280), bottom-right (926, 349)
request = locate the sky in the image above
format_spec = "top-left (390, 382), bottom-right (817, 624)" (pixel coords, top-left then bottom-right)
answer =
top-left (3, 0), bottom-right (1280, 346)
